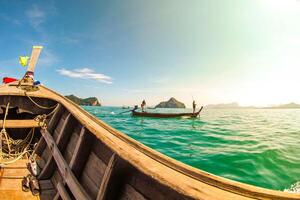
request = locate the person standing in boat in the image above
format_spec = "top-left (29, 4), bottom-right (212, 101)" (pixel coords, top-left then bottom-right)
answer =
top-left (192, 100), bottom-right (196, 113)
top-left (141, 100), bottom-right (146, 112)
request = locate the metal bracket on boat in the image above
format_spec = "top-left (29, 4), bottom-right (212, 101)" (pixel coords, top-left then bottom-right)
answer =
top-left (34, 114), bottom-right (47, 130)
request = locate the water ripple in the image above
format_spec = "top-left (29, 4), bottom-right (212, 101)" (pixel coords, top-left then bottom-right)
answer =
top-left (84, 106), bottom-right (300, 191)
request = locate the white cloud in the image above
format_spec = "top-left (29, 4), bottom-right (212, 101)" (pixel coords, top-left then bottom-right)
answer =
top-left (57, 68), bottom-right (113, 84)
top-left (26, 4), bottom-right (46, 29)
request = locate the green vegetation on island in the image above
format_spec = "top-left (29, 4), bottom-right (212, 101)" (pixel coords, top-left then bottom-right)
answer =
top-left (155, 97), bottom-right (185, 108)
top-left (65, 95), bottom-right (101, 106)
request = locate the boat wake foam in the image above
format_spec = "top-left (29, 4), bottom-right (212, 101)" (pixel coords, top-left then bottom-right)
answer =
top-left (284, 181), bottom-right (300, 193)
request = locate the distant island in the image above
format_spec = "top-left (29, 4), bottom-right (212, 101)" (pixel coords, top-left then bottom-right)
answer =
top-left (205, 102), bottom-right (300, 109)
top-left (205, 102), bottom-right (248, 109)
top-left (155, 97), bottom-right (185, 108)
top-left (263, 103), bottom-right (300, 109)
top-left (65, 95), bottom-right (101, 106)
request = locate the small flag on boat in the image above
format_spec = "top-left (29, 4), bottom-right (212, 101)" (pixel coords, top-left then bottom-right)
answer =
top-left (19, 56), bottom-right (30, 67)
top-left (3, 77), bottom-right (17, 84)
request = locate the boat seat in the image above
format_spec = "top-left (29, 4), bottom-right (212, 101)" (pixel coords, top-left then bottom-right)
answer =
top-left (0, 120), bottom-right (41, 128)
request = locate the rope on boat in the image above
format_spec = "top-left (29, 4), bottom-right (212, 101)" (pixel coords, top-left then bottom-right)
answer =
top-left (0, 92), bottom-right (59, 165)
top-left (0, 103), bottom-right (35, 166)
top-left (24, 92), bottom-right (57, 110)
top-left (24, 91), bottom-right (59, 129)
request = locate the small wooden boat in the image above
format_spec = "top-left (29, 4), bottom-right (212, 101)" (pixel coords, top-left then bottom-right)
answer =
top-left (132, 106), bottom-right (204, 118)
top-left (0, 46), bottom-right (299, 199)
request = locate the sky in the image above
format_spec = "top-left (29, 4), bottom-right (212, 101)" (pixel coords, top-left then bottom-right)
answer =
top-left (0, 0), bottom-right (300, 107)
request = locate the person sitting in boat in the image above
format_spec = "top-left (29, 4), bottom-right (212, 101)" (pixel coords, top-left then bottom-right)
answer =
top-left (141, 100), bottom-right (146, 112)
top-left (132, 105), bottom-right (138, 111)
top-left (193, 100), bottom-right (196, 113)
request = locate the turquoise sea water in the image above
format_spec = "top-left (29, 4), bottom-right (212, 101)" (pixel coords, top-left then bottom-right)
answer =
top-left (83, 106), bottom-right (300, 192)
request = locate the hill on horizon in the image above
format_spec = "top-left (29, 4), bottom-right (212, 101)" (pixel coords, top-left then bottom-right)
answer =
top-left (263, 102), bottom-right (300, 109)
top-left (155, 97), bottom-right (185, 108)
top-left (205, 102), bottom-right (300, 109)
top-left (65, 95), bottom-right (101, 106)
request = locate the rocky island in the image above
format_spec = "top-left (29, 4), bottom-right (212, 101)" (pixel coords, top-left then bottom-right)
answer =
top-left (155, 97), bottom-right (185, 108)
top-left (65, 95), bottom-right (101, 106)
top-left (205, 102), bottom-right (242, 109)
top-left (263, 102), bottom-right (300, 109)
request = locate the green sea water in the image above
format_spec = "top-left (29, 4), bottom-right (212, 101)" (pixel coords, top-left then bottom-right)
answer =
top-left (83, 106), bottom-right (300, 192)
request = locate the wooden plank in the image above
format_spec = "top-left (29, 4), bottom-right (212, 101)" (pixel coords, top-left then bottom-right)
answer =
top-left (38, 157), bottom-right (56, 180)
top-left (0, 190), bottom-right (40, 200)
top-left (27, 46), bottom-right (43, 73)
top-left (39, 113), bottom-right (72, 179)
top-left (0, 119), bottom-right (40, 128)
top-left (127, 169), bottom-right (179, 200)
top-left (36, 104), bottom-right (63, 156)
top-left (63, 133), bottom-right (79, 164)
top-left (39, 179), bottom-right (55, 191)
top-left (0, 159), bottom-right (42, 200)
top-left (80, 171), bottom-right (99, 199)
top-left (0, 159), bottom-right (28, 190)
top-left (55, 182), bottom-right (72, 200)
top-left (0, 167), bottom-right (27, 178)
top-left (36, 155), bottom-right (46, 169)
top-left (119, 184), bottom-right (147, 200)
top-left (69, 127), bottom-right (94, 177)
top-left (92, 140), bottom-right (113, 165)
top-left (52, 112), bottom-right (71, 141)
top-left (53, 193), bottom-right (60, 200)
top-left (47, 104), bottom-right (64, 132)
top-left (81, 152), bottom-right (106, 188)
top-left (41, 147), bottom-right (51, 164)
top-left (50, 170), bottom-right (63, 190)
top-left (36, 139), bottom-right (47, 162)
top-left (96, 153), bottom-right (117, 200)
top-left (39, 189), bottom-right (57, 200)
top-left (41, 129), bottom-right (91, 200)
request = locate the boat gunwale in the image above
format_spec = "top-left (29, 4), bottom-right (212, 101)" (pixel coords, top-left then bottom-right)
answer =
top-left (1, 83), bottom-right (299, 200)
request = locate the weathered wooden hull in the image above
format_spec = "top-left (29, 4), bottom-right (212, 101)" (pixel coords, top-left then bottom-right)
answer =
top-left (132, 107), bottom-right (203, 118)
top-left (0, 83), bottom-right (299, 200)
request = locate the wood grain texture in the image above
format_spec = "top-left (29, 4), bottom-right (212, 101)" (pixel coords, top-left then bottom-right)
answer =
top-left (96, 153), bottom-right (117, 200)
top-left (69, 127), bottom-right (94, 177)
top-left (0, 159), bottom-right (40, 200)
top-left (119, 184), bottom-right (147, 200)
top-left (0, 120), bottom-right (41, 128)
top-left (1, 83), bottom-right (300, 200)
top-left (41, 129), bottom-right (91, 200)
top-left (39, 113), bottom-right (72, 180)
top-left (27, 46), bottom-right (43, 73)
top-left (55, 182), bottom-right (72, 200)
